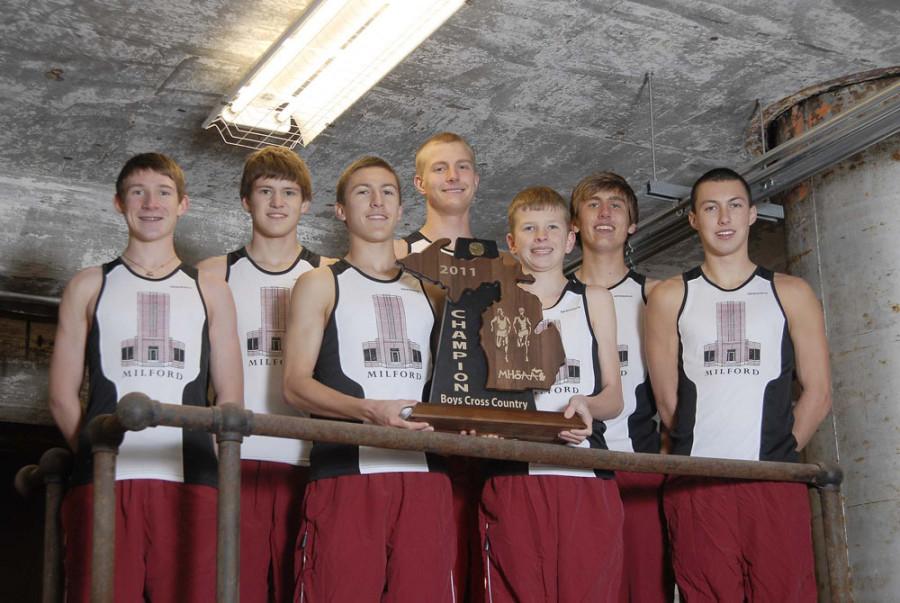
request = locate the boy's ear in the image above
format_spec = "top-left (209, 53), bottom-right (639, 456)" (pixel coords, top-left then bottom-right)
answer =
top-left (505, 232), bottom-right (517, 254)
top-left (413, 174), bottom-right (425, 196)
top-left (240, 196), bottom-right (251, 212)
top-left (565, 228), bottom-right (576, 254)
top-left (113, 195), bottom-right (125, 215)
top-left (300, 199), bottom-right (311, 215)
top-left (177, 195), bottom-right (190, 216)
top-left (334, 203), bottom-right (346, 222)
top-left (627, 222), bottom-right (637, 235)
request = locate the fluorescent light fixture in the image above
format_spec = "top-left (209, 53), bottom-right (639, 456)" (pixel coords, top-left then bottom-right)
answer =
top-left (204, 0), bottom-right (466, 148)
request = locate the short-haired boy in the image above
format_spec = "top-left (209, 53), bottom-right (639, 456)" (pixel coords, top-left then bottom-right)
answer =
top-left (395, 131), bottom-right (480, 258)
top-left (49, 153), bottom-right (242, 602)
top-left (479, 186), bottom-right (624, 602)
top-left (570, 171), bottom-right (673, 602)
top-left (284, 156), bottom-right (454, 601)
top-left (198, 146), bottom-right (331, 603)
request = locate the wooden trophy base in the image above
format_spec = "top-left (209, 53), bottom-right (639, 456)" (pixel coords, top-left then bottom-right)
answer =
top-left (409, 404), bottom-right (585, 443)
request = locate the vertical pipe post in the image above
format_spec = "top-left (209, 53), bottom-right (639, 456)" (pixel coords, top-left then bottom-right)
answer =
top-left (819, 484), bottom-right (853, 603)
top-left (39, 448), bottom-right (72, 603)
top-left (213, 404), bottom-right (252, 603)
top-left (87, 416), bottom-right (124, 603)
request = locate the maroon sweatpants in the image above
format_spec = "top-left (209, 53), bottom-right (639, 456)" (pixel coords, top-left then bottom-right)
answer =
top-left (294, 472), bottom-right (456, 602)
top-left (241, 460), bottom-right (308, 603)
top-left (479, 474), bottom-right (624, 603)
top-left (615, 471), bottom-right (674, 603)
top-left (664, 478), bottom-right (816, 602)
top-left (61, 480), bottom-right (217, 603)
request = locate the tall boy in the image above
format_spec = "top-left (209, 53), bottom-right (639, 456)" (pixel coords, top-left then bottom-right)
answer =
top-left (570, 172), bottom-right (673, 602)
top-left (283, 156), bottom-right (454, 602)
top-left (395, 131), bottom-right (480, 258)
top-left (646, 168), bottom-right (832, 601)
top-left (48, 153), bottom-right (242, 602)
top-left (198, 146), bottom-right (329, 603)
top-left (480, 186), bottom-right (624, 602)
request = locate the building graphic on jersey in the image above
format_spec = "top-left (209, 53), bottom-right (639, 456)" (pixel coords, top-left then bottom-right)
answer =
top-left (362, 294), bottom-right (423, 368)
top-left (247, 286), bottom-right (289, 357)
top-left (543, 318), bottom-right (580, 384)
top-left (617, 344), bottom-right (629, 367)
top-left (121, 291), bottom-right (185, 368)
top-left (703, 301), bottom-right (761, 367)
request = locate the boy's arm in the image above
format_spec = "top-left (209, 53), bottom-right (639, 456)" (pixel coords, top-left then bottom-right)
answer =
top-left (195, 254), bottom-right (228, 281)
top-left (48, 267), bottom-right (102, 450)
top-left (775, 274), bottom-right (832, 450)
top-left (560, 285), bottom-right (624, 445)
top-left (283, 268), bottom-right (431, 430)
top-left (199, 271), bottom-right (243, 406)
top-left (645, 277), bottom-right (684, 430)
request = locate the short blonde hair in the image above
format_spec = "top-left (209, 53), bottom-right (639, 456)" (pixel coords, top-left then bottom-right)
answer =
top-left (507, 186), bottom-right (570, 232)
top-left (414, 132), bottom-right (476, 175)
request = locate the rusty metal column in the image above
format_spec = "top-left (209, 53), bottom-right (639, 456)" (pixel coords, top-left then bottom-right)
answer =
top-left (767, 70), bottom-right (900, 603)
top-left (213, 403), bottom-right (252, 603)
top-left (40, 448), bottom-right (72, 603)
top-left (87, 416), bottom-right (125, 603)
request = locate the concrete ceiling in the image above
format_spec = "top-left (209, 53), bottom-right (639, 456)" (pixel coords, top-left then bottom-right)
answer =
top-left (1, 0), bottom-right (899, 298)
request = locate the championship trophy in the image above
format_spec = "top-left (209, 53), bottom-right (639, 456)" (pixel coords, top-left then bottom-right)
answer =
top-left (398, 238), bottom-right (582, 442)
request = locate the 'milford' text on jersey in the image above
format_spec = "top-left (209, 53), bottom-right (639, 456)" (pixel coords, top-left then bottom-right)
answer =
top-left (72, 259), bottom-right (216, 486)
top-left (227, 246), bottom-right (320, 466)
top-left (675, 266), bottom-right (797, 461)
top-left (580, 272), bottom-right (660, 454)
top-left (310, 260), bottom-right (438, 480)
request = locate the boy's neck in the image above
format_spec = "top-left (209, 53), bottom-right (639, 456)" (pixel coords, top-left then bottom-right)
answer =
top-left (345, 238), bottom-right (400, 279)
top-left (121, 239), bottom-right (179, 266)
top-left (701, 252), bottom-right (757, 289)
top-left (246, 233), bottom-right (301, 271)
top-left (520, 267), bottom-right (569, 307)
top-left (420, 210), bottom-right (473, 248)
top-left (576, 245), bottom-right (630, 288)
top-left (121, 239), bottom-right (180, 276)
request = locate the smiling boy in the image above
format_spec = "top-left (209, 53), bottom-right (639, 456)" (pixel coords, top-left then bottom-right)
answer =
top-left (49, 152), bottom-right (242, 602)
top-left (479, 186), bottom-right (624, 602)
top-left (570, 172), bottom-right (672, 602)
top-left (646, 168), bottom-right (832, 601)
top-left (396, 132), bottom-right (480, 258)
top-left (198, 146), bottom-right (331, 603)
top-left (283, 156), bottom-right (454, 602)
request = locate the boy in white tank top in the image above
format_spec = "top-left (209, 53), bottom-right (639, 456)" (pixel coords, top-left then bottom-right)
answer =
top-left (646, 168), bottom-right (832, 601)
top-left (395, 132), bottom-right (480, 259)
top-left (570, 172), bottom-right (673, 602)
top-left (283, 156), bottom-right (454, 602)
top-left (197, 147), bottom-right (332, 603)
top-left (478, 186), bottom-right (624, 602)
top-left (48, 153), bottom-right (242, 602)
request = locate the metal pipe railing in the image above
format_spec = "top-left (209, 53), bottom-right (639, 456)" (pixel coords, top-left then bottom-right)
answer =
top-left (15, 447), bottom-right (72, 603)
top-left (84, 392), bottom-right (852, 603)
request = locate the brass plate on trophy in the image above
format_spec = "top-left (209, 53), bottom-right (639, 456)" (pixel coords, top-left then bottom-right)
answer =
top-left (408, 404), bottom-right (585, 443)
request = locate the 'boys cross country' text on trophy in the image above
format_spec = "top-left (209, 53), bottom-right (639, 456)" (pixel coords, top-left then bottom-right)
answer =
top-left (398, 238), bottom-right (583, 442)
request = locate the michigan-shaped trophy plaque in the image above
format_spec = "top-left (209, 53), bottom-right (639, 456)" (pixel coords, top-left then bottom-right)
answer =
top-left (398, 238), bottom-right (582, 442)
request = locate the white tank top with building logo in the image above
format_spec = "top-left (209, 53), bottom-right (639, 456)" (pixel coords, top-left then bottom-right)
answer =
top-left (309, 260), bottom-right (438, 480)
top-left (72, 259), bottom-right (216, 486)
top-left (676, 266), bottom-right (797, 461)
top-left (227, 246), bottom-right (320, 466)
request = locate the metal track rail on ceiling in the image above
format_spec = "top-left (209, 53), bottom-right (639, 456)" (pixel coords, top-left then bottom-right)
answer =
top-left (567, 79), bottom-right (900, 271)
